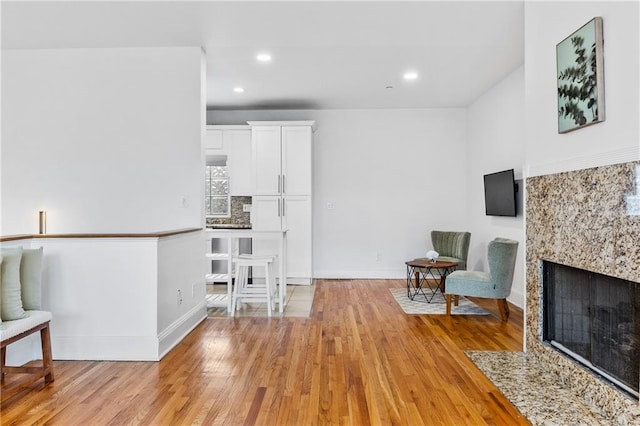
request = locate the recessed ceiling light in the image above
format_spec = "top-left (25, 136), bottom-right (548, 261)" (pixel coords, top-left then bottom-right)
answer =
top-left (256, 53), bottom-right (272, 63)
top-left (403, 71), bottom-right (418, 81)
top-left (233, 87), bottom-right (244, 93)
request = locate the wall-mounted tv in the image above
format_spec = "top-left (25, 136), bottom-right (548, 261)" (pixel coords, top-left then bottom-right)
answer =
top-left (483, 169), bottom-right (517, 217)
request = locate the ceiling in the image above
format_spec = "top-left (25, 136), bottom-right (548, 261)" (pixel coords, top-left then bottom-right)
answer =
top-left (1, 1), bottom-right (524, 110)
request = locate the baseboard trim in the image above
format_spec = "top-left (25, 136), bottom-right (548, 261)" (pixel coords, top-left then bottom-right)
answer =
top-left (287, 277), bottom-right (312, 285)
top-left (158, 301), bottom-right (207, 360)
top-left (52, 335), bottom-right (160, 361)
top-left (50, 301), bottom-right (207, 361)
top-left (313, 269), bottom-right (406, 279)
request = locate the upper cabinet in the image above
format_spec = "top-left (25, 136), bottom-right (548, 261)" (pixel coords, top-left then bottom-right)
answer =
top-left (250, 126), bottom-right (282, 195)
top-left (225, 130), bottom-right (252, 196)
top-left (249, 122), bottom-right (314, 197)
top-left (203, 129), bottom-right (224, 150)
top-left (205, 125), bottom-right (252, 196)
top-left (281, 126), bottom-right (312, 196)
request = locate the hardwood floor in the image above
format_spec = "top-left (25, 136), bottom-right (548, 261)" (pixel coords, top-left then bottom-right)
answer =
top-left (1, 279), bottom-right (529, 425)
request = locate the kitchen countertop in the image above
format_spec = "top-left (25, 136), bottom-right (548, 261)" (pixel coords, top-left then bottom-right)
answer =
top-left (206, 224), bottom-right (252, 229)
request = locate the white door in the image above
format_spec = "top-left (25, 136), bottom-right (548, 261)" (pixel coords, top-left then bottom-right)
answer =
top-left (283, 196), bottom-right (312, 283)
top-left (252, 126), bottom-right (282, 196)
top-left (281, 126), bottom-right (312, 196)
top-left (251, 196), bottom-right (282, 230)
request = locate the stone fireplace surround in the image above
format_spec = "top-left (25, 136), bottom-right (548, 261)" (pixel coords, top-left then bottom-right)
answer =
top-left (526, 160), bottom-right (640, 423)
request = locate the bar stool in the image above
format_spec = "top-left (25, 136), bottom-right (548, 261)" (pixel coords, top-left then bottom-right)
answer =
top-left (231, 254), bottom-right (277, 317)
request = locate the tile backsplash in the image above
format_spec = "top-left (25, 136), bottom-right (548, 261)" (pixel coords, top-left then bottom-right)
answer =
top-left (206, 196), bottom-right (251, 225)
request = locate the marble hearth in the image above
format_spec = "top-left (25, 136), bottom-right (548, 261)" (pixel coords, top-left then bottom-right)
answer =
top-left (526, 161), bottom-right (640, 424)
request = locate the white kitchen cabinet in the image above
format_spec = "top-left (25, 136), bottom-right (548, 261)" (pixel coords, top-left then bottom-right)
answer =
top-left (250, 196), bottom-right (281, 277)
top-left (251, 126), bottom-right (282, 195)
top-left (281, 126), bottom-right (312, 196)
top-left (248, 121), bottom-right (315, 285)
top-left (251, 195), bottom-right (312, 285)
top-left (250, 123), bottom-right (313, 196)
top-left (251, 196), bottom-right (282, 231)
top-left (203, 129), bottom-right (223, 150)
top-left (205, 126), bottom-right (252, 196)
top-left (225, 129), bottom-right (252, 196)
top-left (283, 196), bottom-right (312, 281)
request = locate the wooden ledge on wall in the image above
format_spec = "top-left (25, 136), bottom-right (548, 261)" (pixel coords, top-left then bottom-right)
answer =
top-left (0, 228), bottom-right (203, 243)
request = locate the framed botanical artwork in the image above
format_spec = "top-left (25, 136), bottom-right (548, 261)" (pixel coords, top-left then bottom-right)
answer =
top-left (556, 17), bottom-right (605, 133)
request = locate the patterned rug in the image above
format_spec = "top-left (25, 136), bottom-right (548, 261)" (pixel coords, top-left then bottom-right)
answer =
top-left (389, 288), bottom-right (489, 315)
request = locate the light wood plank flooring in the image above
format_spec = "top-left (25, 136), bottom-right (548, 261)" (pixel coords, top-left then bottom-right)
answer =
top-left (1, 279), bottom-right (528, 425)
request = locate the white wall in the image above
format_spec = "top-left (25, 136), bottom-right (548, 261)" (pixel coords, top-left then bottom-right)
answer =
top-left (1, 47), bottom-right (205, 235)
top-left (209, 108), bottom-right (468, 278)
top-left (466, 66), bottom-right (526, 308)
top-left (525, 1), bottom-right (639, 175)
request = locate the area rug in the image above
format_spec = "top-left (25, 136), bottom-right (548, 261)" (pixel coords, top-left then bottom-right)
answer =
top-left (389, 288), bottom-right (489, 315)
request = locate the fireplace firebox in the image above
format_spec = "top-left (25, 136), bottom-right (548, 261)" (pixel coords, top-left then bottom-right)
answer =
top-left (543, 261), bottom-right (640, 397)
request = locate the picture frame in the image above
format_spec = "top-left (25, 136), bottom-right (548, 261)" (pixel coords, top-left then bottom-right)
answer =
top-left (556, 17), bottom-right (605, 133)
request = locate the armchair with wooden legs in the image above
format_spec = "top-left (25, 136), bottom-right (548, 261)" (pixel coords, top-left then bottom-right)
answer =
top-left (445, 238), bottom-right (518, 321)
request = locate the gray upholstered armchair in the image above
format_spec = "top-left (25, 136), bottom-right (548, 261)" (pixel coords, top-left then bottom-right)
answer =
top-left (429, 231), bottom-right (471, 270)
top-left (445, 238), bottom-right (518, 321)
top-left (413, 231), bottom-right (470, 289)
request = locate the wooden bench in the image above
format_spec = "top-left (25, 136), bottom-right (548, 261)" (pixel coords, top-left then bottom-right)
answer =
top-left (1, 311), bottom-right (55, 402)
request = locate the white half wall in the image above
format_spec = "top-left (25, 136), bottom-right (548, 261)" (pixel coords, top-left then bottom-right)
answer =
top-left (2, 237), bottom-right (158, 361)
top-left (157, 231), bottom-right (207, 358)
top-left (2, 232), bottom-right (207, 363)
top-left (466, 66), bottom-right (526, 308)
top-left (524, 1), bottom-right (640, 175)
top-left (1, 47), bottom-right (205, 235)
top-left (209, 108), bottom-right (468, 278)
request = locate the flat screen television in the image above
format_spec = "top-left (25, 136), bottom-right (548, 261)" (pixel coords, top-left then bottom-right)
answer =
top-left (483, 169), bottom-right (517, 217)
